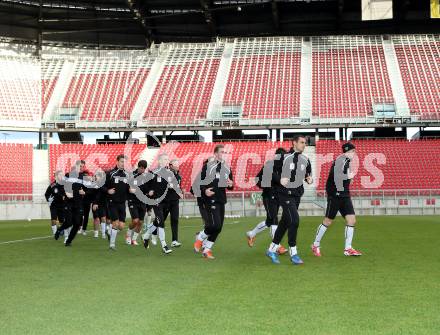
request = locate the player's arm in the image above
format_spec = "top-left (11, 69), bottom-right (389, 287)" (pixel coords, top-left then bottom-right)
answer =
top-left (200, 163), bottom-right (214, 197)
top-left (305, 158), bottom-right (313, 184)
top-left (227, 169), bottom-right (234, 190)
top-left (44, 184), bottom-right (52, 202)
top-left (255, 166), bottom-right (264, 189)
top-left (105, 171), bottom-right (115, 195)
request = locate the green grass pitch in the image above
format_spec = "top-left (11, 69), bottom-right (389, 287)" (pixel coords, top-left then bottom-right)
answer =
top-left (0, 215), bottom-right (439, 335)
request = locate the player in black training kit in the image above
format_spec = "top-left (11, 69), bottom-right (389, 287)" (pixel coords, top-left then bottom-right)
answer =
top-left (190, 158), bottom-right (212, 250)
top-left (91, 170), bottom-right (108, 239)
top-left (79, 166), bottom-right (95, 236)
top-left (164, 159), bottom-right (183, 247)
top-left (194, 144), bottom-right (233, 260)
top-left (142, 153), bottom-right (182, 254)
top-left (54, 161), bottom-right (87, 246)
top-left (45, 170), bottom-right (66, 236)
top-left (311, 142), bottom-right (362, 257)
top-left (266, 135), bottom-right (312, 265)
top-left (125, 160), bottom-right (151, 246)
top-left (106, 155), bottom-right (130, 250)
top-left (245, 147), bottom-right (288, 255)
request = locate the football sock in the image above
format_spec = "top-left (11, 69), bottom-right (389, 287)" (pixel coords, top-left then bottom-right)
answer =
top-left (313, 223), bottom-right (328, 247)
top-left (345, 225), bottom-right (354, 249)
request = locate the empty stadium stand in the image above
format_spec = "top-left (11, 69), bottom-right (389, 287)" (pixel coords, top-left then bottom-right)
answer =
top-left (143, 44), bottom-right (223, 125)
top-left (41, 58), bottom-right (63, 114)
top-left (0, 143), bottom-right (33, 199)
top-left (0, 35), bottom-right (439, 127)
top-left (223, 38), bottom-right (302, 119)
top-left (316, 139), bottom-right (440, 194)
top-left (61, 54), bottom-right (153, 121)
top-left (0, 56), bottom-right (41, 124)
top-left (312, 36), bottom-right (393, 119)
top-left (393, 35), bottom-right (440, 120)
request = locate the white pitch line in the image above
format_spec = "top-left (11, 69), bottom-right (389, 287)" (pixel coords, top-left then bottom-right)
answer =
top-left (0, 235), bottom-right (52, 245)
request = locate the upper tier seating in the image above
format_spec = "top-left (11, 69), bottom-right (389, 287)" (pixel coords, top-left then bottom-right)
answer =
top-left (393, 35), bottom-right (440, 120)
top-left (223, 38), bottom-right (301, 119)
top-left (61, 56), bottom-right (152, 121)
top-left (312, 36), bottom-right (393, 119)
top-left (0, 57), bottom-right (41, 123)
top-left (143, 44), bottom-right (223, 124)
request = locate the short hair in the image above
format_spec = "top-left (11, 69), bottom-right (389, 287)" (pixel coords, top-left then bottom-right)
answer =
top-left (54, 170), bottom-right (63, 176)
top-left (214, 144), bottom-right (224, 153)
top-left (158, 153), bottom-right (169, 160)
top-left (170, 159), bottom-right (178, 165)
top-left (137, 160), bottom-right (148, 169)
top-left (293, 135), bottom-right (306, 142)
top-left (116, 154), bottom-right (127, 161)
top-left (275, 147), bottom-right (287, 155)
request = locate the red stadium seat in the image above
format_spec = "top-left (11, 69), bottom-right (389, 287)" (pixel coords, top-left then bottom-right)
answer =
top-left (0, 144), bottom-right (33, 197)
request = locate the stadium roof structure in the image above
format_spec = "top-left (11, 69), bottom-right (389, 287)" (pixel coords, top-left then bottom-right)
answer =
top-left (0, 0), bottom-right (438, 48)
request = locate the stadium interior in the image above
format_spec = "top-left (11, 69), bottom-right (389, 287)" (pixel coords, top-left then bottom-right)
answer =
top-left (1, 1), bottom-right (440, 334)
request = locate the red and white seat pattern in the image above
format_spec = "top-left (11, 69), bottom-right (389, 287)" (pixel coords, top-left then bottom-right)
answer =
top-left (223, 38), bottom-right (301, 119)
top-left (0, 144), bottom-right (32, 199)
top-left (0, 57), bottom-right (41, 123)
top-left (393, 35), bottom-right (440, 120)
top-left (41, 58), bottom-right (64, 114)
top-left (312, 36), bottom-right (393, 119)
top-left (316, 139), bottom-right (440, 193)
top-left (61, 55), bottom-right (152, 121)
top-left (143, 45), bottom-right (222, 124)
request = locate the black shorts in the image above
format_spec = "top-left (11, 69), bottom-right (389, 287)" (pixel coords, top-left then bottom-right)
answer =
top-left (325, 196), bottom-right (355, 220)
top-left (92, 203), bottom-right (108, 219)
top-left (128, 201), bottom-right (147, 221)
top-left (50, 205), bottom-right (65, 222)
top-left (108, 201), bottom-right (126, 222)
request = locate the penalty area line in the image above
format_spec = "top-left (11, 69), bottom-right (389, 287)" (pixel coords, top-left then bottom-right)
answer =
top-left (0, 235), bottom-right (52, 245)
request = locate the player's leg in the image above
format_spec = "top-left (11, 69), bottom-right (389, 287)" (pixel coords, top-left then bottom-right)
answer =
top-left (312, 196), bottom-right (338, 257)
top-left (143, 206), bottom-right (156, 245)
top-left (127, 202), bottom-right (139, 245)
top-left (56, 206), bottom-right (65, 235)
top-left (100, 213), bottom-right (107, 239)
top-left (80, 201), bottom-right (91, 235)
top-left (65, 206), bottom-right (83, 246)
top-left (117, 203), bottom-right (126, 231)
top-left (49, 205), bottom-right (59, 235)
top-left (169, 200), bottom-right (181, 247)
top-left (341, 197), bottom-right (362, 256)
top-left (156, 204), bottom-right (172, 254)
top-left (108, 203), bottom-right (122, 250)
top-left (92, 207), bottom-right (100, 238)
top-left (202, 203), bottom-right (224, 259)
top-left (142, 207), bottom-right (158, 249)
top-left (284, 198), bottom-right (303, 265)
top-left (55, 204), bottom-right (72, 241)
top-left (131, 205), bottom-right (145, 246)
top-left (194, 199), bottom-right (209, 252)
top-left (246, 196), bottom-right (270, 247)
top-left (267, 198), bottom-right (288, 256)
